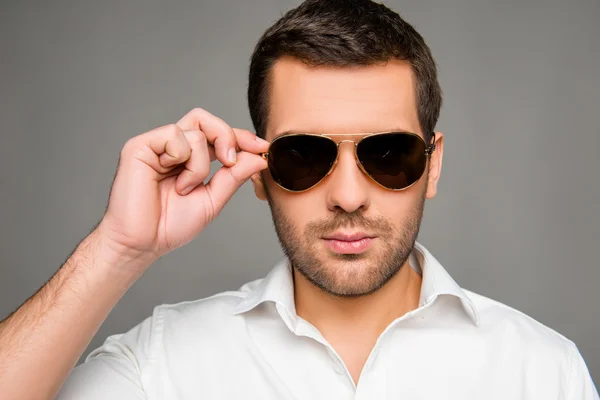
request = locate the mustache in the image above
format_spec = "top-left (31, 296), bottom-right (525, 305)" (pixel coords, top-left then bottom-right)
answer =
top-left (305, 210), bottom-right (394, 238)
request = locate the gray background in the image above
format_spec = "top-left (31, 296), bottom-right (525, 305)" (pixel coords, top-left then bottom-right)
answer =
top-left (1, 0), bottom-right (598, 384)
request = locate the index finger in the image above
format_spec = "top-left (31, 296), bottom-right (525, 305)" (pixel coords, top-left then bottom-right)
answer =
top-left (176, 108), bottom-right (238, 167)
top-left (232, 128), bottom-right (270, 154)
top-left (177, 108), bottom-right (270, 156)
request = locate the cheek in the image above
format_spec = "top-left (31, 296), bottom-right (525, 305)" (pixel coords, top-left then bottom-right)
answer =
top-left (269, 188), bottom-right (322, 228)
top-left (374, 190), bottom-right (424, 223)
top-left (288, 198), bottom-right (319, 225)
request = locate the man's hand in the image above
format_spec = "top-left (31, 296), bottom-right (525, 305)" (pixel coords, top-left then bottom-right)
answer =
top-left (97, 108), bottom-right (269, 270)
top-left (0, 108), bottom-right (269, 400)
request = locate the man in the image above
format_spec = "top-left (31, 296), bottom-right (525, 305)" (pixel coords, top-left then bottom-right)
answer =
top-left (0, 0), bottom-right (597, 398)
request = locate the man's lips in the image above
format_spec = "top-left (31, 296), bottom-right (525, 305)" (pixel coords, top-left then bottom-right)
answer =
top-left (322, 232), bottom-right (376, 254)
top-left (322, 232), bottom-right (373, 241)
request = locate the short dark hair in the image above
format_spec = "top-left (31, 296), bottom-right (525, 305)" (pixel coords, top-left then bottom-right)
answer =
top-left (247, 0), bottom-right (442, 144)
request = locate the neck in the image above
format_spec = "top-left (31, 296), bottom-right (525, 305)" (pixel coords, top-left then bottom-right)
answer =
top-left (294, 259), bottom-right (422, 342)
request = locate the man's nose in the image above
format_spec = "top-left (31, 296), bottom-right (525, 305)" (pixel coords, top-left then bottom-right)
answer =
top-left (325, 142), bottom-right (371, 214)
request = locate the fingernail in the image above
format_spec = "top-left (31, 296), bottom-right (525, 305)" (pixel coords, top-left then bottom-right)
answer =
top-left (228, 148), bottom-right (237, 163)
top-left (181, 185), bottom-right (194, 195)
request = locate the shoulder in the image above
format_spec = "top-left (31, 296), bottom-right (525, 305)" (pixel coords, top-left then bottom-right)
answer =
top-left (153, 277), bottom-right (264, 330)
top-left (462, 288), bottom-right (579, 364)
top-left (87, 277), bottom-right (264, 361)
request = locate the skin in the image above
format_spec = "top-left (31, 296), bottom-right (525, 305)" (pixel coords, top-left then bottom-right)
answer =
top-left (251, 56), bottom-right (445, 384)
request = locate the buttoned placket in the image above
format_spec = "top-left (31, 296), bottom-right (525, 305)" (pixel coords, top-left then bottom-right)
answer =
top-left (327, 348), bottom-right (345, 375)
top-left (323, 308), bottom-right (425, 395)
top-left (292, 314), bottom-right (357, 388)
top-left (354, 298), bottom-right (443, 398)
top-left (354, 319), bottom-right (401, 399)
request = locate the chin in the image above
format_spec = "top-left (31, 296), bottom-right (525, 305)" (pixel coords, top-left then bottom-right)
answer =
top-left (318, 255), bottom-right (389, 297)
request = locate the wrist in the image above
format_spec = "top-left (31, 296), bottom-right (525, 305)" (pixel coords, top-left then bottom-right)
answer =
top-left (75, 228), bottom-right (156, 287)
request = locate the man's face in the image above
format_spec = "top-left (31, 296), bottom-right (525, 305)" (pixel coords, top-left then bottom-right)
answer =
top-left (252, 56), bottom-right (443, 297)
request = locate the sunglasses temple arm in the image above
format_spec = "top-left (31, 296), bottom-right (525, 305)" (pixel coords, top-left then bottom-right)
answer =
top-left (425, 132), bottom-right (436, 155)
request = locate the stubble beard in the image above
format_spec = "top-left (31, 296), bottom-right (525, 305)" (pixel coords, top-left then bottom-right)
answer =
top-left (266, 189), bottom-right (426, 298)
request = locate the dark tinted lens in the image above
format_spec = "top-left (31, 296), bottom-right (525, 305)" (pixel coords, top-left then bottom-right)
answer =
top-left (268, 135), bottom-right (338, 191)
top-left (357, 133), bottom-right (427, 190)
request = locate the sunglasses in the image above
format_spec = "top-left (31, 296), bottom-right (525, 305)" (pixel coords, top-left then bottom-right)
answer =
top-left (261, 131), bottom-right (436, 192)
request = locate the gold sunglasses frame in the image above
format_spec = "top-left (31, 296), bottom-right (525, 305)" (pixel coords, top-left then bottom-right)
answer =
top-left (260, 131), bottom-right (436, 193)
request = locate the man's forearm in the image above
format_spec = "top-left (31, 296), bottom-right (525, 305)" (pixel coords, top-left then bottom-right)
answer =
top-left (0, 228), bottom-right (150, 400)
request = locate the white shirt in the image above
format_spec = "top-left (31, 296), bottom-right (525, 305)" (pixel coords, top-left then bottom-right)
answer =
top-left (57, 242), bottom-right (599, 399)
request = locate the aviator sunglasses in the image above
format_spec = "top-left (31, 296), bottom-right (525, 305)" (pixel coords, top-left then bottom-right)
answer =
top-left (261, 131), bottom-right (436, 192)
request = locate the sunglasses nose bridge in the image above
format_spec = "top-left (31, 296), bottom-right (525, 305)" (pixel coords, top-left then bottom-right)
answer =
top-left (329, 139), bottom-right (367, 178)
top-left (336, 139), bottom-right (359, 162)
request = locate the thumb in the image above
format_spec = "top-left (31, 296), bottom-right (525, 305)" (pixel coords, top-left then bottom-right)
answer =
top-left (206, 151), bottom-right (268, 214)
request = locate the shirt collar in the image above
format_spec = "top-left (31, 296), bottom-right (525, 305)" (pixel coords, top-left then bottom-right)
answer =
top-left (413, 242), bottom-right (480, 326)
top-left (232, 241), bottom-right (480, 327)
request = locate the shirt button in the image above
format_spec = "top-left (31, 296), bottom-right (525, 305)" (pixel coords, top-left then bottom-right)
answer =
top-left (333, 363), bottom-right (344, 375)
top-left (327, 349), bottom-right (344, 375)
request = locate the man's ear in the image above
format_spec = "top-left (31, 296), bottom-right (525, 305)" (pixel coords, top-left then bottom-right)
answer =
top-left (251, 172), bottom-right (268, 201)
top-left (425, 131), bottom-right (444, 200)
